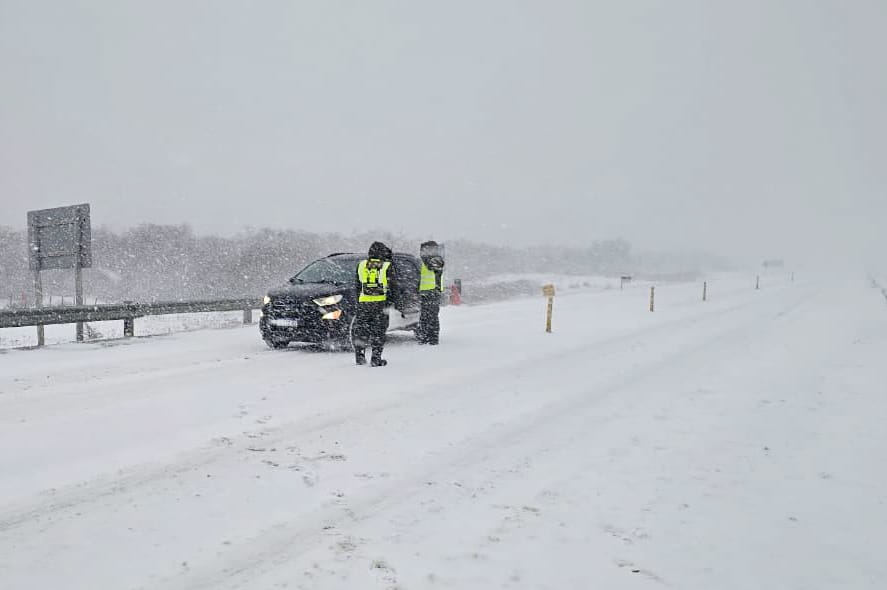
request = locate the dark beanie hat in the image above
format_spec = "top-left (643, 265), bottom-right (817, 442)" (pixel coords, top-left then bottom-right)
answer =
top-left (368, 241), bottom-right (390, 259)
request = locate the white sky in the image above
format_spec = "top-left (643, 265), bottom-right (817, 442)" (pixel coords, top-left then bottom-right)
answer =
top-left (1, 0), bottom-right (885, 267)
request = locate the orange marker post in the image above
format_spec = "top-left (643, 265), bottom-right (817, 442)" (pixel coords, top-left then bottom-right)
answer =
top-left (543, 284), bottom-right (555, 333)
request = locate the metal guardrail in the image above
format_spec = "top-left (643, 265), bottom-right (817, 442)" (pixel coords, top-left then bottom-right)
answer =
top-left (0, 298), bottom-right (263, 338)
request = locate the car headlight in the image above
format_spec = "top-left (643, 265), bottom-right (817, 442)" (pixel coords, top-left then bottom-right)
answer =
top-left (263, 295), bottom-right (271, 305)
top-left (313, 294), bottom-right (343, 306)
top-left (321, 310), bottom-right (343, 320)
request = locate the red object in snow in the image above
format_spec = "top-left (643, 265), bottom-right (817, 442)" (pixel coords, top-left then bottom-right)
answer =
top-left (450, 283), bottom-right (461, 305)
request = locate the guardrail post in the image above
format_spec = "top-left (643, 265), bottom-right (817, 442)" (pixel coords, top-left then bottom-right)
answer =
top-left (123, 301), bottom-right (134, 337)
top-left (243, 307), bottom-right (253, 325)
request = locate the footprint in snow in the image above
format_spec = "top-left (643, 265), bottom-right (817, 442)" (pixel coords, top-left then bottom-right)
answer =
top-left (336, 536), bottom-right (365, 554)
top-left (309, 451), bottom-right (347, 462)
top-left (615, 560), bottom-right (667, 584)
top-left (371, 558), bottom-right (397, 584)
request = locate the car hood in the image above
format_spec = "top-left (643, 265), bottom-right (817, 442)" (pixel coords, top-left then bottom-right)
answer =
top-left (267, 282), bottom-right (351, 300)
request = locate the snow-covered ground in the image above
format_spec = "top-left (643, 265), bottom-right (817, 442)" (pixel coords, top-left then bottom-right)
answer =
top-left (1, 275), bottom-right (885, 589)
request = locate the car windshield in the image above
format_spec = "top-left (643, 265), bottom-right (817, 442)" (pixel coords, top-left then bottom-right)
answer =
top-left (291, 258), bottom-right (355, 285)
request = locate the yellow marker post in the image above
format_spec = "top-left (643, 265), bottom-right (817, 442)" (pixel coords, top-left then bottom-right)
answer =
top-left (543, 284), bottom-right (555, 333)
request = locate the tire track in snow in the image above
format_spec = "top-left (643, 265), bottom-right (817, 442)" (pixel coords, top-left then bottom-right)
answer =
top-left (157, 287), bottom-right (817, 590)
top-left (0, 284), bottom-right (810, 535)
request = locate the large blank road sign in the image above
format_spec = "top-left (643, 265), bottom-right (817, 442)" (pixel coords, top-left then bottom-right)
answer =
top-left (28, 204), bottom-right (92, 271)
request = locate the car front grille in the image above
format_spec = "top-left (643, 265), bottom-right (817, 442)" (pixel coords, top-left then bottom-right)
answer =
top-left (270, 299), bottom-right (293, 316)
top-left (269, 298), bottom-right (319, 318)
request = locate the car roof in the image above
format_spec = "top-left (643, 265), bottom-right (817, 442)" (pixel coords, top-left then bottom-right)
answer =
top-left (325, 252), bottom-right (418, 261)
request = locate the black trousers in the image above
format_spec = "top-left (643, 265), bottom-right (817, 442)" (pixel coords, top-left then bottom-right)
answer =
top-left (419, 291), bottom-right (441, 344)
top-left (352, 303), bottom-right (389, 358)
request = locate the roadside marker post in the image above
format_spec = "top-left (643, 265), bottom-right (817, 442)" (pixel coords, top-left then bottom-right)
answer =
top-left (649, 286), bottom-right (655, 312)
top-left (543, 284), bottom-right (555, 333)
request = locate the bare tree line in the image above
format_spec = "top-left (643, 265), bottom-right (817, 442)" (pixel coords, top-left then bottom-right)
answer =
top-left (0, 224), bottom-right (727, 307)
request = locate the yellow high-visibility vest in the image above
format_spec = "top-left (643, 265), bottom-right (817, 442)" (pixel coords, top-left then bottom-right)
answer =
top-left (357, 259), bottom-right (391, 302)
top-left (420, 263), bottom-right (442, 292)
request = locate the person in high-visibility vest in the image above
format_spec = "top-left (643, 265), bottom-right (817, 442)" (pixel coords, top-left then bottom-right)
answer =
top-left (352, 241), bottom-right (396, 366)
top-left (417, 240), bottom-right (445, 345)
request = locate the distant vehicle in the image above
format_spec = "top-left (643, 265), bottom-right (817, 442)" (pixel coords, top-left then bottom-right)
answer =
top-left (259, 252), bottom-right (421, 349)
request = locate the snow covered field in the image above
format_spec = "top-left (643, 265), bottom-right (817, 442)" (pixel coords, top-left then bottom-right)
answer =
top-left (1, 274), bottom-right (885, 589)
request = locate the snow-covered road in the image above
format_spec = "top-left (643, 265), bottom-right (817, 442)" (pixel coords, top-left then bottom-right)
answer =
top-left (1, 276), bottom-right (885, 589)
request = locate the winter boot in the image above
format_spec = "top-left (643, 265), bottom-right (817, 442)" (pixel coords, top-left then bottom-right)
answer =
top-left (355, 348), bottom-right (367, 366)
top-left (370, 348), bottom-right (387, 367)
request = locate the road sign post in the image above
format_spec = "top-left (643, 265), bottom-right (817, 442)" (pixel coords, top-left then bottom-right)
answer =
top-left (74, 214), bottom-right (85, 341)
top-left (33, 269), bottom-right (44, 346)
top-left (27, 204), bottom-right (92, 345)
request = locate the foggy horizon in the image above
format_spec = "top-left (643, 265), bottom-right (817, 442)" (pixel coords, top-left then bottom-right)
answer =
top-left (2, 1), bottom-right (885, 269)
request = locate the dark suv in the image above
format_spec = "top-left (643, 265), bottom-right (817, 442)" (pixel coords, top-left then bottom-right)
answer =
top-left (259, 252), bottom-right (422, 349)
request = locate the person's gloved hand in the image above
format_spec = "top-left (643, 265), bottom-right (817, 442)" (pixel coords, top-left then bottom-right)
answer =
top-left (427, 255), bottom-right (445, 271)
